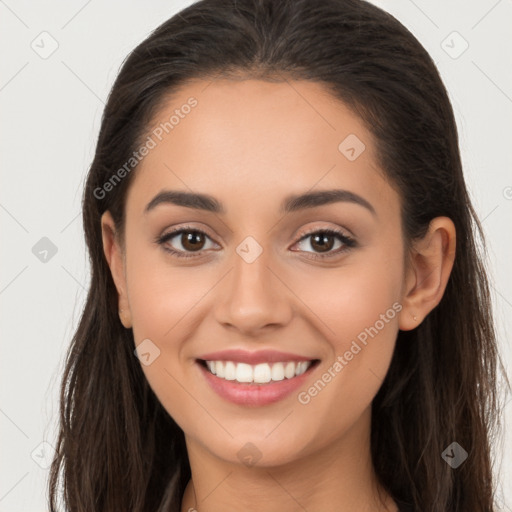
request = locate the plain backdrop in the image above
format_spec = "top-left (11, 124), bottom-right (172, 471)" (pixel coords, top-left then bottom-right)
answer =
top-left (1, 0), bottom-right (511, 510)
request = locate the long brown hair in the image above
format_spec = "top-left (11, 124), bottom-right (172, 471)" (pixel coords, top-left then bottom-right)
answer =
top-left (48, 0), bottom-right (508, 510)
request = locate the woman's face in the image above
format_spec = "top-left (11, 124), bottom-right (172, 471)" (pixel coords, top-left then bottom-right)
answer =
top-left (105, 78), bottom-right (414, 467)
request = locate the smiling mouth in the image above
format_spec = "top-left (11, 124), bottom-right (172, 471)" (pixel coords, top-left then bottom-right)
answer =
top-left (197, 358), bottom-right (321, 385)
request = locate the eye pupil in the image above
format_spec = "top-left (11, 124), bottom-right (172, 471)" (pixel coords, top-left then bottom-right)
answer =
top-left (311, 233), bottom-right (335, 252)
top-left (182, 231), bottom-right (205, 251)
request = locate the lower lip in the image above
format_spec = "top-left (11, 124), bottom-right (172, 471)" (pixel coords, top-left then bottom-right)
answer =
top-left (197, 360), bottom-right (320, 407)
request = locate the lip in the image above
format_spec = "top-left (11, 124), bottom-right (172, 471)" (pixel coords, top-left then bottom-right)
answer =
top-left (196, 349), bottom-right (316, 365)
top-left (196, 358), bottom-right (321, 407)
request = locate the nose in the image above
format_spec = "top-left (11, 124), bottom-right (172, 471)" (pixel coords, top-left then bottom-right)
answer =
top-left (214, 247), bottom-right (294, 336)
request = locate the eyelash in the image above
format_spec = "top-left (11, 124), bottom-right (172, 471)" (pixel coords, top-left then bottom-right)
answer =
top-left (155, 225), bottom-right (357, 261)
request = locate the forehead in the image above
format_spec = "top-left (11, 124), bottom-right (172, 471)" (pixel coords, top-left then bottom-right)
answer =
top-left (126, 78), bottom-right (398, 218)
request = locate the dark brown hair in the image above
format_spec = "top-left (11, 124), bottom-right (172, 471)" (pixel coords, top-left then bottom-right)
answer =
top-left (48, 0), bottom-right (508, 510)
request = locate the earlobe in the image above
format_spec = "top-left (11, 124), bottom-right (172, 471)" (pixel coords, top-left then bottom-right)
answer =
top-left (398, 216), bottom-right (456, 331)
top-left (100, 211), bottom-right (133, 328)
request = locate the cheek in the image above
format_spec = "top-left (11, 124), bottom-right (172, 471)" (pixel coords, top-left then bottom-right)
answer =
top-left (291, 249), bottom-right (404, 414)
top-left (125, 241), bottom-right (213, 341)
top-left (292, 246), bottom-right (404, 344)
top-left (124, 251), bottom-right (215, 427)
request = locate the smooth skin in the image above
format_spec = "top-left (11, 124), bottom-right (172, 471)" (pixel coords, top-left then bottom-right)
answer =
top-left (101, 78), bottom-right (456, 512)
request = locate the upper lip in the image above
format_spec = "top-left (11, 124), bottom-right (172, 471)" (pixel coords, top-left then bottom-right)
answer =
top-left (197, 349), bottom-right (318, 365)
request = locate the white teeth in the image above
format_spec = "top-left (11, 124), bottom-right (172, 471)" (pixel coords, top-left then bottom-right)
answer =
top-left (284, 361), bottom-right (296, 379)
top-left (271, 362), bottom-right (285, 381)
top-left (295, 361), bottom-right (309, 376)
top-left (224, 361), bottom-right (236, 380)
top-left (253, 363), bottom-right (272, 383)
top-left (236, 362), bottom-right (253, 383)
top-left (203, 360), bottom-right (315, 384)
top-left (215, 361), bottom-right (225, 378)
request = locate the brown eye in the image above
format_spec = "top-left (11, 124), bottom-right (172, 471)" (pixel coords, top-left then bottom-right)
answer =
top-left (292, 228), bottom-right (356, 260)
top-left (309, 232), bottom-right (336, 253)
top-left (180, 231), bottom-right (206, 251)
top-left (157, 227), bottom-right (217, 258)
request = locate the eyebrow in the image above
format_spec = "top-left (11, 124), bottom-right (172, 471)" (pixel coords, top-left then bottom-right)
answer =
top-left (144, 188), bottom-right (376, 216)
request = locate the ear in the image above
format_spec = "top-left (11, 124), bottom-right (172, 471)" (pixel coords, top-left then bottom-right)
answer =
top-left (399, 216), bottom-right (456, 331)
top-left (101, 211), bottom-right (132, 329)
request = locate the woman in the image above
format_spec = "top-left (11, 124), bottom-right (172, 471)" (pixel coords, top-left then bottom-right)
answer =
top-left (48, 0), bottom-right (507, 511)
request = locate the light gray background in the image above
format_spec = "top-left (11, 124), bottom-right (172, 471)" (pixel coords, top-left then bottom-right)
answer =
top-left (1, 0), bottom-right (511, 510)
